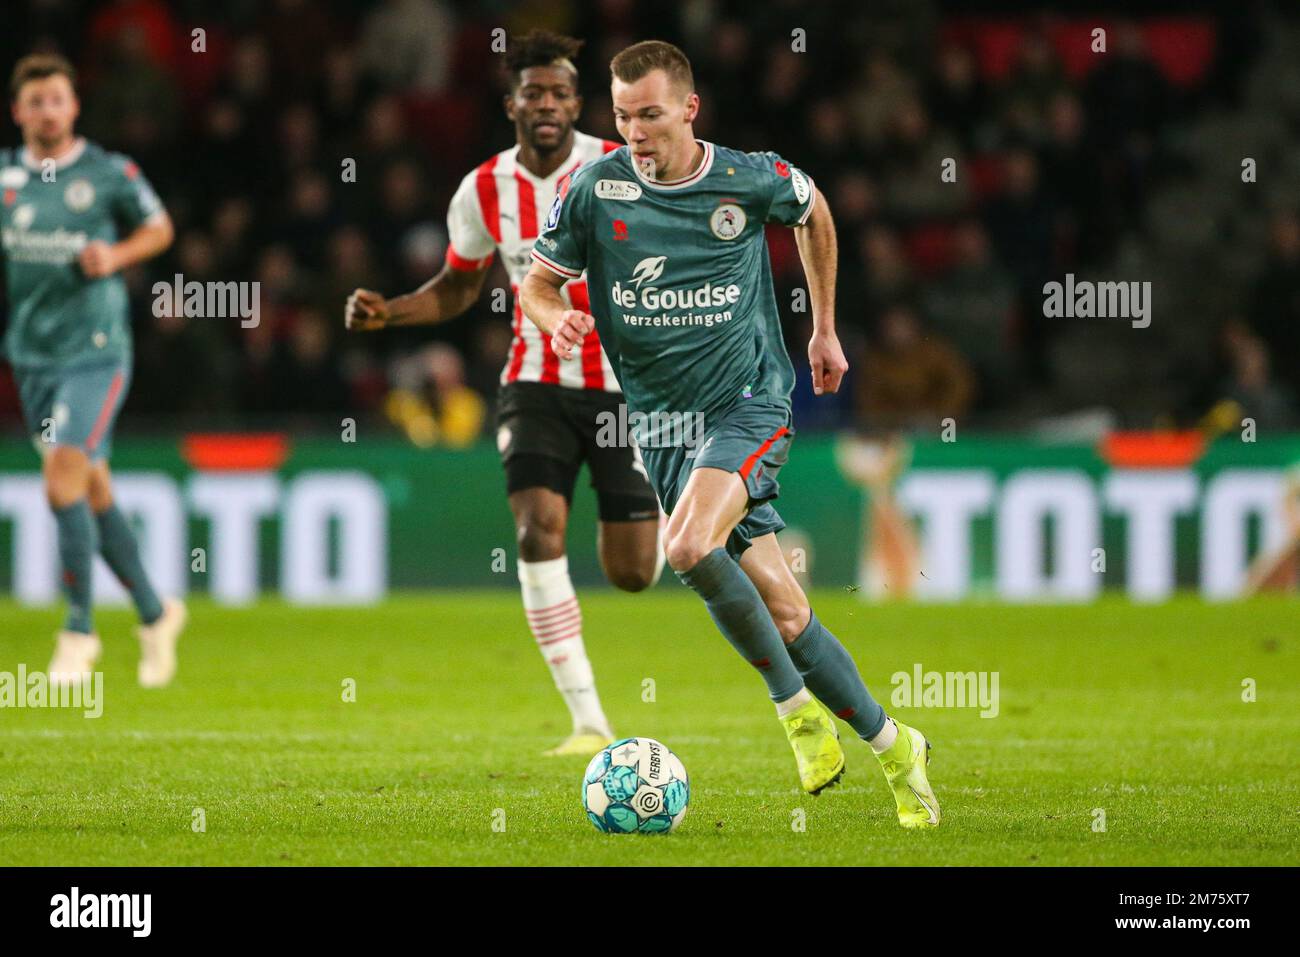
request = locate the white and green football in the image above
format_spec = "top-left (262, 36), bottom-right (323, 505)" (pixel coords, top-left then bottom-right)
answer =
top-left (582, 737), bottom-right (689, 834)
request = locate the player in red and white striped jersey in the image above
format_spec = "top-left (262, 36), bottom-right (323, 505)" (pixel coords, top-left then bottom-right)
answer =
top-left (345, 32), bottom-right (662, 757)
top-left (444, 130), bottom-right (621, 391)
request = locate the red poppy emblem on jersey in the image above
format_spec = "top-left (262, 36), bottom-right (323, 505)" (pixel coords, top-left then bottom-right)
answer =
top-left (774, 160), bottom-right (790, 177)
top-left (2, 189), bottom-right (15, 206)
top-left (123, 161), bottom-right (140, 180)
top-left (613, 219), bottom-right (628, 241)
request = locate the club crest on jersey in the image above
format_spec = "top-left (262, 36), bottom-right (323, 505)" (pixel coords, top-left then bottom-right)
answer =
top-left (595, 179), bottom-right (642, 201)
top-left (0, 166), bottom-right (29, 190)
top-left (12, 204), bottom-right (35, 230)
top-left (544, 193), bottom-right (562, 231)
top-left (710, 203), bottom-right (745, 241)
top-left (64, 179), bottom-right (95, 212)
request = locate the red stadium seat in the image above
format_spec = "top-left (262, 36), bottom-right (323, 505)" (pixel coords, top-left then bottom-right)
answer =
top-left (1142, 19), bottom-right (1217, 89)
top-left (966, 154), bottom-right (1005, 202)
top-left (942, 16), bottom-right (1217, 89)
top-left (940, 19), bottom-right (1025, 83)
top-left (1050, 18), bottom-right (1215, 88)
top-left (1052, 21), bottom-right (1116, 80)
top-left (904, 223), bottom-right (956, 278)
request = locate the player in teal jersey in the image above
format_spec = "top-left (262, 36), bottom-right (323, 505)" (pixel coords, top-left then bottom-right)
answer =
top-left (522, 41), bottom-right (939, 827)
top-left (2, 55), bottom-right (186, 687)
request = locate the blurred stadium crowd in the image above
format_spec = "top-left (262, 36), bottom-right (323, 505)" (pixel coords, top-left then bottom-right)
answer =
top-left (2, 0), bottom-right (1299, 441)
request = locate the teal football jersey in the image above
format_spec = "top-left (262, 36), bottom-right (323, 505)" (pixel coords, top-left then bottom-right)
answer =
top-left (530, 141), bottom-right (815, 441)
top-left (0, 138), bottom-right (164, 369)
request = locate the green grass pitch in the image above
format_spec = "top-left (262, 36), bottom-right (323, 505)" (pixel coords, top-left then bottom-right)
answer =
top-left (1, 592), bottom-right (1296, 866)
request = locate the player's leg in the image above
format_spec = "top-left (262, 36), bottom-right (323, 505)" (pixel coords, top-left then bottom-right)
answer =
top-left (737, 531), bottom-right (939, 825)
top-left (662, 404), bottom-right (807, 704)
top-left (596, 517), bottom-right (661, 592)
top-left (664, 466), bottom-right (804, 699)
top-left (87, 460), bottom-right (162, 623)
top-left (18, 366), bottom-right (103, 682)
top-left (498, 383), bottom-right (616, 753)
top-left (509, 484), bottom-right (614, 752)
top-left (1243, 469), bottom-right (1300, 594)
top-left (738, 532), bottom-right (888, 738)
top-left (662, 465), bottom-right (845, 793)
top-left (43, 444), bottom-right (102, 678)
top-left (87, 459), bottom-right (186, 687)
top-left (649, 405), bottom-right (847, 793)
top-left (837, 434), bottom-right (919, 597)
top-left (867, 473), bottom-right (920, 599)
top-left (583, 413), bottom-right (664, 591)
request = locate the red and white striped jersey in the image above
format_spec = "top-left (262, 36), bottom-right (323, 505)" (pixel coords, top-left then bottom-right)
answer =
top-left (446, 131), bottom-right (622, 392)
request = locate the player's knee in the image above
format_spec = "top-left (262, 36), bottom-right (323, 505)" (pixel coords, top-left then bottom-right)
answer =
top-left (44, 446), bottom-right (91, 508)
top-left (87, 471), bottom-right (114, 513)
top-left (664, 529), bottom-right (712, 573)
top-left (87, 484), bottom-right (113, 513)
top-left (516, 507), bottom-right (566, 562)
top-left (606, 560), bottom-right (655, 593)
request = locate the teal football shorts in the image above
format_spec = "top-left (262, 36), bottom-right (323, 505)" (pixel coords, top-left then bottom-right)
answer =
top-left (639, 396), bottom-right (793, 559)
top-left (16, 359), bottom-right (131, 462)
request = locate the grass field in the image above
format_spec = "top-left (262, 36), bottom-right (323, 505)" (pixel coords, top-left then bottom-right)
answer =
top-left (1, 592), bottom-right (1297, 866)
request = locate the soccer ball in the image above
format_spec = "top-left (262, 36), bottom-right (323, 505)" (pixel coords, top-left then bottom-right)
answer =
top-left (582, 737), bottom-right (689, 834)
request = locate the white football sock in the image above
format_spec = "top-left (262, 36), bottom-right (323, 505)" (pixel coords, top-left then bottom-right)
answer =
top-left (774, 686), bottom-right (812, 718)
top-left (519, 556), bottom-right (610, 735)
top-left (869, 717), bottom-right (899, 754)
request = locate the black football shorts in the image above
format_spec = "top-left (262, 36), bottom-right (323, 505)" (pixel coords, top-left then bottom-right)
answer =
top-left (495, 382), bottom-right (660, 523)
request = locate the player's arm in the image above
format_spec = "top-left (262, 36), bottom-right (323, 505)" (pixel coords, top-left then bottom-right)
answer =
top-left (348, 169), bottom-right (498, 332)
top-left (345, 263), bottom-right (490, 332)
top-left (519, 262), bottom-right (593, 360)
top-left (793, 186), bottom-right (848, 395)
top-left (85, 156), bottom-right (174, 278)
top-left (520, 169), bottom-right (592, 360)
top-left (80, 213), bottom-right (174, 279)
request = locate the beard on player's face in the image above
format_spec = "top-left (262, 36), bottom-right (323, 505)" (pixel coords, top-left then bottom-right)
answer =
top-left (25, 115), bottom-right (74, 150)
top-left (511, 66), bottom-right (580, 156)
top-left (627, 123), bottom-right (687, 179)
top-left (16, 81), bottom-right (78, 152)
top-left (522, 114), bottom-right (572, 154)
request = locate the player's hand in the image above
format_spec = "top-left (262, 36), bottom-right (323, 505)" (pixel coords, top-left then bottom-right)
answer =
top-left (346, 288), bottom-right (389, 332)
top-left (808, 330), bottom-right (848, 395)
top-left (79, 241), bottom-right (120, 279)
top-left (551, 309), bottom-right (595, 360)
